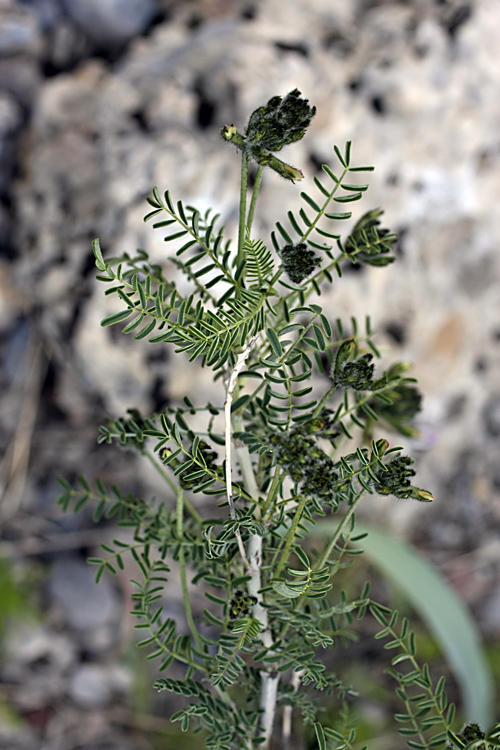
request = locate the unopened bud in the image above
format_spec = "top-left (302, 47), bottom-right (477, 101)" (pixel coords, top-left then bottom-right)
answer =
top-left (388, 361), bottom-right (412, 377)
top-left (411, 488), bottom-right (434, 502)
top-left (332, 339), bottom-right (356, 380)
top-left (374, 439), bottom-right (389, 456)
top-left (264, 154), bottom-right (304, 182)
top-left (221, 125), bottom-right (246, 149)
top-left (275, 161), bottom-right (304, 182)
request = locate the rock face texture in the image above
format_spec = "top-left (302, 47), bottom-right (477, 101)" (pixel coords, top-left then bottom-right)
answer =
top-left (5, 0), bottom-right (500, 526)
top-left (2, 0), bottom-right (500, 747)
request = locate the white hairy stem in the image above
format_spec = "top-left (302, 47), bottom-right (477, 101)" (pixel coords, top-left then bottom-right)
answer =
top-left (224, 336), bottom-right (259, 567)
top-left (226, 335), bottom-right (278, 747)
top-left (282, 669), bottom-right (303, 750)
top-left (248, 530), bottom-right (279, 749)
top-left (236, 443), bottom-right (279, 748)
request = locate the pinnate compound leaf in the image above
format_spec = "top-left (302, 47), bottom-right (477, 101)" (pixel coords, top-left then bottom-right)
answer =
top-left (355, 525), bottom-right (494, 727)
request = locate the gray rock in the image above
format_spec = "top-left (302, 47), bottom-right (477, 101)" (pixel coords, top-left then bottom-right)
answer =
top-left (23, 0), bottom-right (64, 32)
top-left (0, 91), bottom-right (22, 195)
top-left (48, 556), bottom-right (121, 634)
top-left (0, 7), bottom-right (41, 57)
top-left (0, 91), bottom-right (22, 136)
top-left (6, 0), bottom-right (500, 647)
top-left (62, 0), bottom-right (158, 45)
top-left (5, 623), bottom-right (76, 673)
top-left (482, 396), bottom-right (500, 438)
top-left (68, 664), bottom-right (113, 709)
top-left (0, 56), bottom-right (40, 106)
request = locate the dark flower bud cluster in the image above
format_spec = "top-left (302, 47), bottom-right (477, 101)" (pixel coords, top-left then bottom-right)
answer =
top-left (279, 242), bottom-right (322, 284)
top-left (269, 427), bottom-right (339, 506)
top-left (181, 440), bottom-right (218, 490)
top-left (300, 409), bottom-right (340, 440)
top-left (367, 382), bottom-right (422, 437)
top-left (373, 456), bottom-right (415, 497)
top-left (245, 89), bottom-right (316, 153)
top-left (221, 89), bottom-right (315, 182)
top-left (162, 440), bottom-right (218, 491)
top-left (300, 459), bottom-right (339, 503)
top-left (455, 723), bottom-right (486, 748)
top-left (229, 590), bottom-right (258, 620)
top-left (344, 209), bottom-right (397, 267)
top-left (332, 340), bottom-right (386, 391)
top-left (335, 352), bottom-right (376, 390)
top-left (372, 456), bottom-right (434, 502)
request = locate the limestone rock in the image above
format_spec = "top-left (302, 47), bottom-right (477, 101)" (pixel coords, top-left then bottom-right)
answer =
top-left (0, 6), bottom-right (41, 57)
top-left (48, 555), bottom-right (122, 653)
top-left (61, 0), bottom-right (158, 45)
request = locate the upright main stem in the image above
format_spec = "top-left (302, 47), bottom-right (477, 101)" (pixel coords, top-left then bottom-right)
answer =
top-left (233, 155), bottom-right (278, 749)
top-left (224, 337), bottom-right (259, 567)
top-left (236, 439), bottom-right (279, 750)
top-left (237, 152), bottom-right (249, 269)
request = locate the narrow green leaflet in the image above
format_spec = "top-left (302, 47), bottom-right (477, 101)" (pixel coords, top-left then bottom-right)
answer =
top-left (308, 522), bottom-right (494, 728)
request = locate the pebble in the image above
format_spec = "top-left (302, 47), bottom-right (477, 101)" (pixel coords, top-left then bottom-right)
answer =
top-left (0, 56), bottom-right (40, 106)
top-left (0, 7), bottom-right (40, 57)
top-left (68, 664), bottom-right (113, 709)
top-left (482, 396), bottom-right (500, 438)
top-left (67, 662), bottom-right (132, 709)
top-left (22, 0), bottom-right (64, 32)
top-left (5, 623), bottom-right (75, 673)
top-left (0, 91), bottom-right (22, 135)
top-left (61, 0), bottom-right (158, 45)
top-left (48, 555), bottom-right (121, 635)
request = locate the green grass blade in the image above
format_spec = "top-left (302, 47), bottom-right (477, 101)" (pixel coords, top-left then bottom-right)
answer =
top-left (357, 525), bottom-right (494, 727)
top-left (308, 522), bottom-right (494, 726)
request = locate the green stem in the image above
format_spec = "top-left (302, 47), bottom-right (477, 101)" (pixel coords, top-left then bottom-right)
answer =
top-left (300, 165), bottom-right (349, 245)
top-left (142, 611), bottom-right (208, 673)
top-left (275, 494), bottom-right (307, 578)
top-left (237, 152), bottom-right (249, 269)
top-left (312, 383), bottom-right (337, 419)
top-left (268, 526), bottom-right (291, 573)
top-left (246, 165), bottom-right (264, 234)
top-left (315, 491), bottom-right (365, 571)
top-left (278, 492), bottom-right (366, 644)
top-left (176, 487), bottom-right (203, 651)
top-left (261, 465), bottom-right (282, 519)
top-left (269, 266), bottom-right (284, 288)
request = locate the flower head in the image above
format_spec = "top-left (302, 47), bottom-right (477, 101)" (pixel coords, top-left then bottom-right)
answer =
top-left (279, 242), bottom-right (321, 284)
top-left (246, 89), bottom-right (316, 152)
top-left (222, 90), bottom-right (316, 181)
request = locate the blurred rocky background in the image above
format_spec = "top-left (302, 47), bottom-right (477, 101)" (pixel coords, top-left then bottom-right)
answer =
top-left (1, 0), bottom-right (500, 748)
